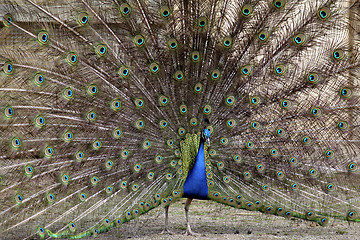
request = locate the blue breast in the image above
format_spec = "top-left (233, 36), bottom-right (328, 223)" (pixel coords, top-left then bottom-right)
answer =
top-left (183, 142), bottom-right (208, 200)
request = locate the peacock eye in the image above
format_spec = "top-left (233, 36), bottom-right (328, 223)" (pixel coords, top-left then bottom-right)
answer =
top-left (95, 44), bottom-right (107, 56)
top-left (174, 71), bottom-right (184, 81)
top-left (274, 64), bottom-right (286, 75)
top-left (340, 87), bottom-right (352, 98)
top-left (37, 31), bottom-right (49, 44)
top-left (273, 0), bottom-right (286, 9)
top-left (3, 14), bottom-right (13, 26)
top-left (3, 61), bottom-right (13, 75)
top-left (203, 105), bottom-right (212, 115)
top-left (211, 69), bottom-right (221, 80)
top-left (150, 62), bottom-right (160, 74)
top-left (178, 105), bottom-right (186, 115)
top-left (250, 96), bottom-right (261, 106)
top-left (134, 35), bottom-right (145, 47)
top-left (66, 52), bottom-right (78, 65)
top-left (160, 6), bottom-right (171, 19)
top-left (317, 7), bottom-right (330, 20)
top-left (168, 39), bottom-right (178, 50)
top-left (78, 12), bottom-right (89, 25)
top-left (191, 51), bottom-right (200, 62)
top-left (134, 98), bottom-right (144, 108)
top-left (222, 37), bottom-right (232, 48)
top-left (293, 33), bottom-right (307, 46)
top-left (310, 107), bottom-right (322, 117)
top-left (332, 49), bottom-right (345, 61)
top-left (120, 3), bottom-right (132, 16)
top-left (163, 10), bottom-right (169, 17)
top-left (118, 66), bottom-right (130, 78)
top-left (197, 17), bottom-right (207, 28)
top-left (241, 4), bottom-right (253, 17)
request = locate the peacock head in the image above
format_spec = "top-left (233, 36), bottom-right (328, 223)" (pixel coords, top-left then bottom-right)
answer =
top-left (202, 128), bottom-right (211, 146)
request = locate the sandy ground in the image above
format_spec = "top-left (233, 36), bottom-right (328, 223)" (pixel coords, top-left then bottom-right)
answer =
top-left (81, 199), bottom-right (359, 240)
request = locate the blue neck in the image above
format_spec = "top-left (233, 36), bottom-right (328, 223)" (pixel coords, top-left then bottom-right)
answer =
top-left (183, 142), bottom-right (208, 200)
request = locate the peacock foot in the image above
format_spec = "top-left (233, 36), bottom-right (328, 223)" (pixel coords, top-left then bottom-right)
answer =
top-left (160, 228), bottom-right (174, 235)
top-left (184, 227), bottom-right (203, 236)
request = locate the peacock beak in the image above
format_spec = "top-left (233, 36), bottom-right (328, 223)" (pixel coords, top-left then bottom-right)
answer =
top-left (205, 137), bottom-right (210, 147)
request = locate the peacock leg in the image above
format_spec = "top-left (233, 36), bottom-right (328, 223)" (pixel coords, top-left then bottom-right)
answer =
top-left (184, 198), bottom-right (201, 236)
top-left (160, 205), bottom-right (174, 234)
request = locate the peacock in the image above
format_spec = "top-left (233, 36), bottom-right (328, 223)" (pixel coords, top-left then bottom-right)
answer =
top-left (0, 0), bottom-right (360, 238)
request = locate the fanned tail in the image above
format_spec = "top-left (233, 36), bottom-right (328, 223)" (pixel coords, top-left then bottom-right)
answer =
top-left (0, 0), bottom-right (359, 239)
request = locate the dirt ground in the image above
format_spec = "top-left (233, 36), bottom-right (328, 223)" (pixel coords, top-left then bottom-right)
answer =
top-left (85, 199), bottom-right (359, 240)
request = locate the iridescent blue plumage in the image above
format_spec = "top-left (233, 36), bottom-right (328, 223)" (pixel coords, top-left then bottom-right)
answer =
top-left (183, 141), bottom-right (208, 200)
